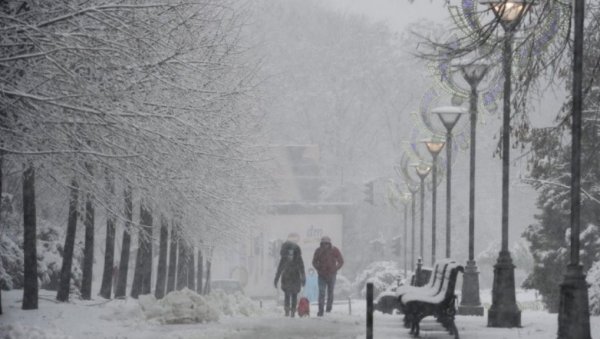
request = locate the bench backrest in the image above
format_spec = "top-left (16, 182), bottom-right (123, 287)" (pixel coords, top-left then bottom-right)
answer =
top-left (436, 262), bottom-right (464, 301)
top-left (409, 259), bottom-right (456, 291)
top-left (429, 259), bottom-right (455, 291)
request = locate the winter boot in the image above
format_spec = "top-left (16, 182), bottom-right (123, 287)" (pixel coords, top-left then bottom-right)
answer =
top-left (291, 311), bottom-right (295, 318)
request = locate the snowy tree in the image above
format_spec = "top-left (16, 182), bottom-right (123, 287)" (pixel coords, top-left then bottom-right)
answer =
top-left (522, 3), bottom-right (600, 312)
top-left (1, 0), bottom-right (267, 306)
top-left (587, 261), bottom-right (600, 315)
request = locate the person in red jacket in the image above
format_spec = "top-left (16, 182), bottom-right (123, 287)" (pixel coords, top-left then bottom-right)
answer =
top-left (312, 236), bottom-right (344, 316)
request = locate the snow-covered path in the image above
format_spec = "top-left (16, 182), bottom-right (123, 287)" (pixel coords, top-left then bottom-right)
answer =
top-left (1, 289), bottom-right (599, 338)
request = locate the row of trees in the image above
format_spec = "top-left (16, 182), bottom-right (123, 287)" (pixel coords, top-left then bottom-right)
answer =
top-left (0, 0), bottom-right (265, 311)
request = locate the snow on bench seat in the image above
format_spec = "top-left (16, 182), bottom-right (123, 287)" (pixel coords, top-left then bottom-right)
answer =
top-left (401, 261), bottom-right (464, 339)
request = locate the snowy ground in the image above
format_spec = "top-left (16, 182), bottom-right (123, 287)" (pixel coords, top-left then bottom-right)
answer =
top-left (1, 289), bottom-right (599, 339)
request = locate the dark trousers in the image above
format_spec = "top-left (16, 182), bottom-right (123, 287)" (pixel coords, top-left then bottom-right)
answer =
top-left (284, 291), bottom-right (298, 316)
top-left (318, 274), bottom-right (336, 313)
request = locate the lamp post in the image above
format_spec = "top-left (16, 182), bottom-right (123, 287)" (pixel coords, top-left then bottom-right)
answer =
top-left (557, 0), bottom-right (592, 337)
top-left (431, 106), bottom-right (468, 259)
top-left (479, 0), bottom-right (533, 328)
top-left (407, 183), bottom-right (419, 271)
top-left (453, 62), bottom-right (489, 317)
top-left (400, 192), bottom-right (411, 278)
top-left (424, 138), bottom-right (445, 265)
top-left (414, 162), bottom-right (431, 261)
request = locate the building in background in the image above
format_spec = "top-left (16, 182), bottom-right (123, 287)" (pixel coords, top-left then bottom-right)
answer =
top-left (244, 145), bottom-right (347, 297)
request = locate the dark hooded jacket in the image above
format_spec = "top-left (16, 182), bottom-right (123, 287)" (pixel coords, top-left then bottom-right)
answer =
top-left (312, 243), bottom-right (344, 279)
top-left (274, 241), bottom-right (306, 293)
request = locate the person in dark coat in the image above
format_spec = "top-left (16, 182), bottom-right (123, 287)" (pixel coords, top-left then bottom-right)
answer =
top-left (312, 235), bottom-right (344, 316)
top-left (274, 233), bottom-right (306, 317)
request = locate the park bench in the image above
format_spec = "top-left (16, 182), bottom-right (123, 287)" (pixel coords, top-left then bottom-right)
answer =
top-left (401, 261), bottom-right (464, 339)
top-left (374, 259), bottom-right (454, 314)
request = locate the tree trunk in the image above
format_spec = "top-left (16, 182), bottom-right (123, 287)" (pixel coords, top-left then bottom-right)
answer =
top-left (114, 187), bottom-right (133, 298)
top-left (203, 260), bottom-right (211, 295)
top-left (131, 203), bottom-right (152, 298)
top-left (130, 235), bottom-right (143, 298)
top-left (154, 216), bottom-right (169, 299)
top-left (80, 195), bottom-right (95, 300)
top-left (22, 165), bottom-right (38, 309)
top-left (99, 173), bottom-right (116, 299)
top-left (0, 155), bottom-right (3, 314)
top-left (176, 238), bottom-right (187, 291)
top-left (140, 205), bottom-right (153, 295)
top-left (56, 180), bottom-right (79, 302)
top-left (187, 246), bottom-right (195, 291)
top-left (166, 222), bottom-right (177, 294)
top-left (196, 249), bottom-right (203, 295)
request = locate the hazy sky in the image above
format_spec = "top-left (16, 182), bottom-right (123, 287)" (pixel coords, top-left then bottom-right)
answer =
top-left (322, 0), bottom-right (565, 128)
top-left (323, 0), bottom-right (450, 33)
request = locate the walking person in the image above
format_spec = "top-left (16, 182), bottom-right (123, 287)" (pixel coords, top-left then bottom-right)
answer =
top-left (312, 236), bottom-right (344, 317)
top-left (274, 233), bottom-right (306, 317)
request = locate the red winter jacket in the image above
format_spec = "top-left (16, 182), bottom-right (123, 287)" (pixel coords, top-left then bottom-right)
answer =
top-left (312, 244), bottom-right (344, 278)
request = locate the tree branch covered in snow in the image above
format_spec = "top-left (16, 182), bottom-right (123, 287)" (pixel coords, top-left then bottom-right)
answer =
top-left (0, 0), bottom-right (268, 249)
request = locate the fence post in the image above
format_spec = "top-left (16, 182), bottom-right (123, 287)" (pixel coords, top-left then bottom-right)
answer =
top-left (367, 282), bottom-right (373, 339)
top-left (349, 296), bottom-right (352, 315)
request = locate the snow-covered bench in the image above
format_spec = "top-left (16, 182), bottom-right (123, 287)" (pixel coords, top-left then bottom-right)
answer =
top-left (401, 261), bottom-right (464, 339)
top-left (375, 259), bottom-right (455, 314)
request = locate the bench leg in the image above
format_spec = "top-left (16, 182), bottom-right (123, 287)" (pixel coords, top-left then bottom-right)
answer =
top-left (450, 321), bottom-right (460, 339)
top-left (410, 311), bottom-right (424, 337)
top-left (403, 313), bottom-right (411, 329)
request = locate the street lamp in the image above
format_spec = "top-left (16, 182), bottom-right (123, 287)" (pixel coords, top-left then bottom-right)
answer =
top-left (558, 0), bottom-right (592, 337)
top-left (423, 137), bottom-right (445, 266)
top-left (431, 105), bottom-right (468, 260)
top-left (479, 0), bottom-right (534, 328)
top-left (413, 162), bottom-right (431, 262)
top-left (407, 183), bottom-right (419, 271)
top-left (452, 61), bottom-right (489, 317)
top-left (399, 192), bottom-right (412, 278)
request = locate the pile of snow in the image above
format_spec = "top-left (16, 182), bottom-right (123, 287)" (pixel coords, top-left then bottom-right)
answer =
top-left (138, 289), bottom-right (220, 324)
top-left (353, 261), bottom-right (404, 298)
top-left (587, 261), bottom-right (600, 315)
top-left (206, 289), bottom-right (262, 317)
top-left (0, 324), bottom-right (71, 339)
top-left (104, 288), bottom-right (263, 325)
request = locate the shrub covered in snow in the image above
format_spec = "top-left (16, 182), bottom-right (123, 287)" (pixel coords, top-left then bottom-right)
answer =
top-left (335, 274), bottom-right (353, 299)
top-left (587, 260), bottom-right (600, 316)
top-left (353, 261), bottom-right (404, 298)
top-left (36, 222), bottom-right (83, 292)
top-left (0, 235), bottom-right (23, 290)
top-left (0, 223), bottom-right (83, 292)
top-left (1, 193), bottom-right (82, 292)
